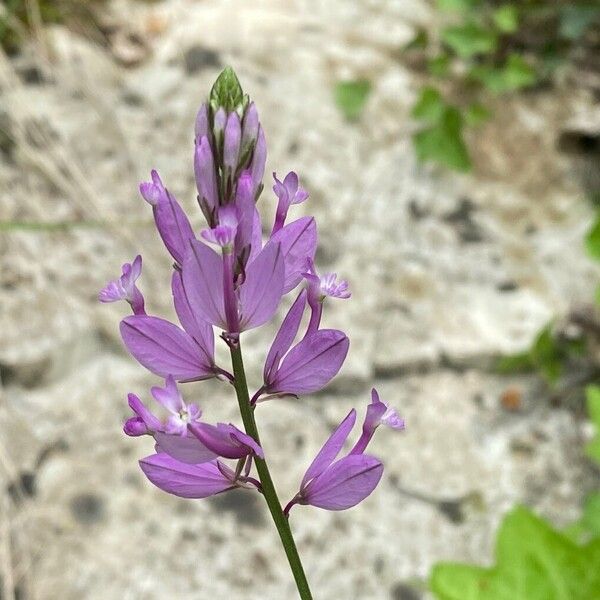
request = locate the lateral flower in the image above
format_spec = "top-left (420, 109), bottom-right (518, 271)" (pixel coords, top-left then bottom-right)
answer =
top-left (272, 171), bottom-right (309, 234)
top-left (285, 390), bottom-right (403, 514)
top-left (99, 255), bottom-right (145, 315)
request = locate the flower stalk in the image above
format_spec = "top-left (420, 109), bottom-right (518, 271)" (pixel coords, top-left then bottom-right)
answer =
top-left (229, 342), bottom-right (313, 600)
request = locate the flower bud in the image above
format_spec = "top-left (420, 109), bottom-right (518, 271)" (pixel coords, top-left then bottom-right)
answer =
top-left (194, 103), bottom-right (210, 140)
top-left (224, 112), bottom-right (241, 171)
top-left (194, 136), bottom-right (219, 210)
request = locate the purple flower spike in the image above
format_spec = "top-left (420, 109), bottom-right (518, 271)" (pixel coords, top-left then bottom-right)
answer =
top-left (151, 375), bottom-right (202, 436)
top-left (189, 422), bottom-right (264, 460)
top-left (266, 329), bottom-right (349, 395)
top-left (139, 171), bottom-right (196, 265)
top-left (99, 255), bottom-right (145, 315)
top-left (140, 454), bottom-right (237, 499)
top-left (120, 315), bottom-right (216, 381)
top-left (271, 171), bottom-right (309, 234)
top-left (350, 389), bottom-right (405, 455)
top-left (299, 454), bottom-right (383, 511)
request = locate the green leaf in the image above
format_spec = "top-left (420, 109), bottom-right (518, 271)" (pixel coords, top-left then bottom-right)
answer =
top-left (582, 493), bottom-right (600, 538)
top-left (431, 506), bottom-right (600, 600)
top-left (530, 324), bottom-right (562, 384)
top-left (437, 0), bottom-right (480, 11)
top-left (495, 351), bottom-right (534, 374)
top-left (428, 55), bottom-right (451, 78)
top-left (210, 67), bottom-right (245, 114)
top-left (404, 28), bottom-right (429, 51)
top-left (471, 55), bottom-right (537, 93)
top-left (414, 107), bottom-right (471, 172)
top-left (442, 23), bottom-right (497, 58)
top-left (411, 87), bottom-right (445, 123)
top-left (465, 103), bottom-right (492, 127)
top-left (559, 7), bottom-right (600, 41)
top-left (585, 213), bottom-right (600, 261)
top-left (586, 385), bottom-right (600, 464)
top-left (492, 5), bottom-right (519, 34)
top-left (334, 80), bottom-right (372, 122)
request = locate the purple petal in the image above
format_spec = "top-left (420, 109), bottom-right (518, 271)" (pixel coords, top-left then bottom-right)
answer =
top-left (302, 454), bottom-right (383, 511)
top-left (195, 103), bottom-right (210, 139)
top-left (188, 423), bottom-right (263, 460)
top-left (181, 240), bottom-right (227, 329)
top-left (154, 432), bottom-right (217, 464)
top-left (139, 454), bottom-right (234, 499)
top-left (239, 242), bottom-right (284, 330)
top-left (301, 409), bottom-right (356, 488)
top-left (120, 315), bottom-right (214, 381)
top-left (151, 375), bottom-right (185, 414)
top-left (171, 270), bottom-right (215, 361)
top-left (270, 217), bottom-right (317, 294)
top-left (194, 136), bottom-right (219, 211)
top-left (153, 190), bottom-right (196, 265)
top-left (224, 112), bottom-right (241, 170)
top-left (127, 393), bottom-right (161, 432)
top-left (250, 126), bottom-right (266, 196)
top-left (264, 290), bottom-right (307, 383)
top-left (270, 329), bottom-right (349, 395)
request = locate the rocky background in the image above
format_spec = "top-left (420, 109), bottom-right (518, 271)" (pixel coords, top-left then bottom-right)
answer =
top-left (0, 1), bottom-right (599, 598)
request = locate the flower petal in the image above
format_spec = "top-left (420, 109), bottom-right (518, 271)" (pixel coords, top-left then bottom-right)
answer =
top-left (301, 409), bottom-right (356, 488)
top-left (302, 454), bottom-right (383, 511)
top-left (139, 454), bottom-right (234, 498)
top-left (181, 240), bottom-right (227, 328)
top-left (239, 242), bottom-right (284, 330)
top-left (188, 423), bottom-right (263, 460)
top-left (171, 270), bottom-right (215, 362)
top-left (154, 432), bottom-right (217, 464)
top-left (270, 217), bottom-right (317, 294)
top-left (153, 190), bottom-right (196, 264)
top-left (270, 329), bottom-right (349, 395)
top-left (120, 315), bottom-right (213, 381)
top-left (264, 290), bottom-right (307, 384)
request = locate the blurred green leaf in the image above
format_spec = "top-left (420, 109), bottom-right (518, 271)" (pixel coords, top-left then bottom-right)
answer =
top-left (493, 5), bottom-right (519, 34)
top-left (471, 54), bottom-right (537, 93)
top-left (404, 28), bottom-right (429, 51)
top-left (437, 0), bottom-right (480, 11)
top-left (582, 493), bottom-right (600, 538)
top-left (464, 103), bottom-right (492, 126)
top-left (414, 107), bottom-right (471, 171)
top-left (530, 324), bottom-right (562, 384)
top-left (585, 213), bottom-right (600, 261)
top-left (334, 79), bottom-right (372, 121)
top-left (431, 506), bottom-right (600, 600)
top-left (496, 351), bottom-right (534, 374)
top-left (586, 385), bottom-right (600, 464)
top-left (559, 6), bottom-right (600, 41)
top-left (428, 54), bottom-right (451, 77)
top-left (411, 87), bottom-right (445, 122)
top-left (442, 23), bottom-right (497, 58)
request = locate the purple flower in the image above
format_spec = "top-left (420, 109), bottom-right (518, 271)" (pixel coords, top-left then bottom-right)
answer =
top-left (181, 239), bottom-right (284, 333)
top-left (151, 375), bottom-right (202, 436)
top-left (195, 136), bottom-right (219, 216)
top-left (271, 172), bottom-right (309, 234)
top-left (201, 205), bottom-right (239, 250)
top-left (139, 170), bottom-right (196, 265)
top-left (99, 255), bottom-right (145, 315)
top-left (261, 289), bottom-right (349, 396)
top-left (302, 257), bottom-right (350, 333)
top-left (285, 390), bottom-right (403, 513)
top-left (349, 389), bottom-right (405, 455)
top-left (139, 454), bottom-right (238, 499)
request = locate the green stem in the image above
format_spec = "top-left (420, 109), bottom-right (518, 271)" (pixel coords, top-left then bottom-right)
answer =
top-left (229, 343), bottom-right (313, 600)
